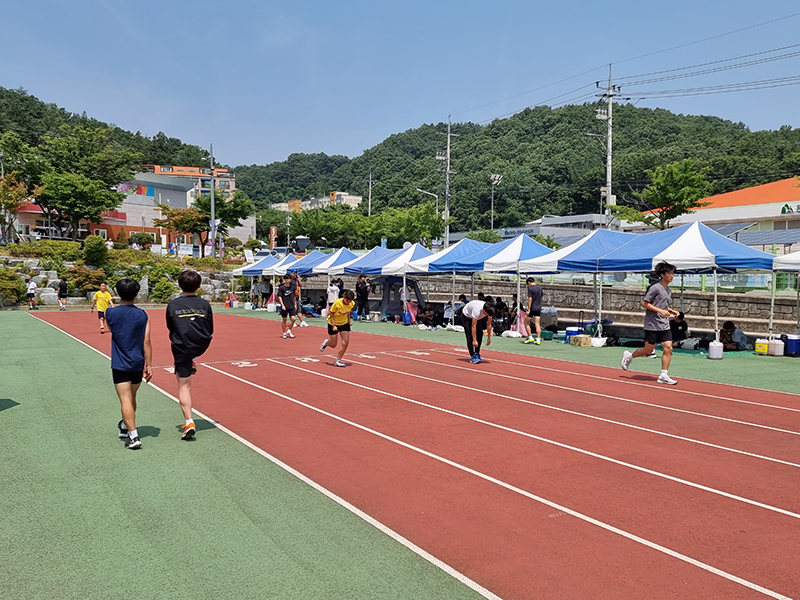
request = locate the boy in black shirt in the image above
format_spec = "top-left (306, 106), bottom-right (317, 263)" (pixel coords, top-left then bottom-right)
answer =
top-left (277, 273), bottom-right (296, 339)
top-left (57, 277), bottom-right (68, 311)
top-left (166, 270), bottom-right (214, 440)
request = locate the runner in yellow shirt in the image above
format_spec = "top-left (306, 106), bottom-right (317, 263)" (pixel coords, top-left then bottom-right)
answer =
top-left (91, 282), bottom-right (115, 334)
top-left (319, 289), bottom-right (355, 367)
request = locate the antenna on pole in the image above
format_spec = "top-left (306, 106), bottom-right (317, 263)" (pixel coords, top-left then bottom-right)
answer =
top-left (437, 115), bottom-right (458, 247)
top-left (595, 64), bottom-right (618, 229)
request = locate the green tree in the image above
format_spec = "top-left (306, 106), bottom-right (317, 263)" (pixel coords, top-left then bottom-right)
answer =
top-left (225, 237), bottom-right (242, 249)
top-left (0, 172), bottom-right (29, 242)
top-left (610, 159), bottom-right (712, 230)
top-left (243, 239), bottom-right (261, 251)
top-left (466, 229), bottom-right (502, 243)
top-left (255, 207), bottom-right (290, 241)
top-left (128, 232), bottom-right (154, 246)
top-left (36, 172), bottom-right (122, 240)
top-left (152, 204), bottom-right (207, 248)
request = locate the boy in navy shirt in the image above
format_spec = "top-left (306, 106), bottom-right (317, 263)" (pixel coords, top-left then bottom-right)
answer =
top-left (105, 279), bottom-right (152, 449)
top-left (166, 270), bottom-right (213, 440)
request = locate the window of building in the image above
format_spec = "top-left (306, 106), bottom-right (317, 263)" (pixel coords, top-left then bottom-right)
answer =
top-left (177, 168), bottom-right (185, 172)
top-left (177, 235), bottom-right (186, 244)
top-left (200, 168), bottom-right (212, 174)
top-left (189, 169), bottom-right (196, 173)
top-left (161, 166), bottom-right (173, 173)
top-left (94, 229), bottom-right (107, 239)
top-left (219, 180), bottom-right (229, 188)
top-left (78, 223), bottom-right (89, 232)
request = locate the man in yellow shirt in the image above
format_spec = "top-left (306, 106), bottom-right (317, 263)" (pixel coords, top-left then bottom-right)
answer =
top-left (319, 289), bottom-right (355, 367)
top-left (91, 282), bottom-right (115, 334)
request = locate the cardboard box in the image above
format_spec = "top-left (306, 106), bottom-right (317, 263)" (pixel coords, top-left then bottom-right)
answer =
top-left (570, 334), bottom-right (592, 347)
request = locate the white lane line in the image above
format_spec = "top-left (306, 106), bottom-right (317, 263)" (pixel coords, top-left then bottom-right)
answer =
top-left (402, 351), bottom-right (800, 438)
top-left (30, 316), bottom-right (502, 600)
top-left (207, 361), bottom-right (795, 600)
top-left (349, 355), bottom-right (800, 471)
top-left (264, 358), bottom-right (800, 521)
top-left (429, 347), bottom-right (800, 412)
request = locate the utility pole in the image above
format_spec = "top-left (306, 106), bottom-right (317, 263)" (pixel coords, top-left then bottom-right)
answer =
top-left (436, 116), bottom-right (458, 247)
top-left (595, 65), bottom-right (618, 229)
top-left (209, 144), bottom-right (216, 258)
top-left (368, 169), bottom-right (373, 217)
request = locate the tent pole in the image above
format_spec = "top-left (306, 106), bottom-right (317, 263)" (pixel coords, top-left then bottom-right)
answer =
top-left (680, 274), bottom-right (684, 313)
top-left (598, 272), bottom-right (604, 338)
top-left (403, 272), bottom-right (408, 316)
top-left (796, 279), bottom-right (799, 335)
top-left (517, 267), bottom-right (521, 331)
top-left (471, 273), bottom-right (474, 298)
top-left (451, 271), bottom-right (456, 325)
top-left (713, 268), bottom-right (719, 342)
top-left (768, 270), bottom-right (776, 339)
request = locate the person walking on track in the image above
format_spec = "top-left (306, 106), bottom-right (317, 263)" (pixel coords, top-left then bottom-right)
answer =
top-left (166, 270), bottom-right (214, 439)
top-left (320, 289), bottom-right (355, 367)
top-left (290, 272), bottom-right (310, 328)
top-left (621, 261), bottom-right (680, 385)
top-left (105, 278), bottom-right (152, 450)
top-left (91, 282), bottom-right (114, 333)
top-left (278, 274), bottom-right (297, 338)
top-left (461, 299), bottom-right (495, 364)
top-left (524, 277), bottom-right (542, 345)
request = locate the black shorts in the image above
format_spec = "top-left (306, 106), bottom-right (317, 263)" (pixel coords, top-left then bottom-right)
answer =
top-left (328, 323), bottom-right (351, 335)
top-left (281, 308), bottom-right (297, 317)
top-left (644, 329), bottom-right (672, 345)
top-left (97, 311), bottom-right (105, 320)
top-left (58, 294), bottom-right (67, 299)
top-left (527, 310), bottom-right (541, 318)
top-left (261, 294), bottom-right (270, 300)
top-left (112, 369), bottom-right (143, 385)
top-left (173, 353), bottom-right (194, 378)
top-left (27, 293), bottom-right (35, 299)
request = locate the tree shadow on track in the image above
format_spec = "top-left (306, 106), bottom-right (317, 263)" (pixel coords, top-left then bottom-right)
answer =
top-left (0, 399), bottom-right (20, 412)
top-left (138, 425), bottom-right (162, 438)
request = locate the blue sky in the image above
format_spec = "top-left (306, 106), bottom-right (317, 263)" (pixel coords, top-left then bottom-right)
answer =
top-left (2, 1), bottom-right (799, 167)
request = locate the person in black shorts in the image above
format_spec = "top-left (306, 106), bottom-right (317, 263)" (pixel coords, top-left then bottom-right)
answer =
top-left (166, 270), bottom-right (214, 440)
top-left (524, 277), bottom-right (542, 345)
top-left (105, 278), bottom-right (152, 450)
top-left (319, 289), bottom-right (355, 367)
top-left (278, 273), bottom-right (297, 339)
top-left (57, 277), bottom-right (68, 311)
top-left (621, 261), bottom-right (680, 385)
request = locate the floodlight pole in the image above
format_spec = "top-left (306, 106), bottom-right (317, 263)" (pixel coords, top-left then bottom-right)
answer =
top-left (209, 144), bottom-right (216, 258)
top-left (490, 174), bottom-right (503, 230)
top-left (415, 188), bottom-right (439, 214)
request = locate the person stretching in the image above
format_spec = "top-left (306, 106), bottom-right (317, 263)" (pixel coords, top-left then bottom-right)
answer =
top-left (461, 299), bottom-right (495, 364)
top-left (320, 289), bottom-right (355, 367)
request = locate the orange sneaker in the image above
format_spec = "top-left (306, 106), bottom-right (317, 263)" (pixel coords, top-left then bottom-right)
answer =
top-left (181, 422), bottom-right (196, 440)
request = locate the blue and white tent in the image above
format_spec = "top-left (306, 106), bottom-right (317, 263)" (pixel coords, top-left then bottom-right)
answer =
top-left (774, 250), bottom-right (800, 272)
top-left (285, 250), bottom-right (330, 275)
top-left (263, 253), bottom-right (301, 277)
top-left (379, 243), bottom-right (434, 276)
top-left (407, 238), bottom-right (492, 274)
top-left (329, 246), bottom-right (396, 275)
top-left (451, 234), bottom-right (552, 273)
top-left (598, 222), bottom-right (775, 273)
top-left (311, 247), bottom-right (358, 275)
top-left (235, 254), bottom-right (279, 276)
top-left (519, 228), bottom-right (635, 273)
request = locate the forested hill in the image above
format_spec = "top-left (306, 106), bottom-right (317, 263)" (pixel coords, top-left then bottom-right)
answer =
top-left (234, 104), bottom-right (800, 232)
top-left (0, 87), bottom-right (211, 167)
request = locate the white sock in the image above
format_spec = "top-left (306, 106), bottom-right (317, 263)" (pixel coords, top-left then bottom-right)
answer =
top-left (660, 370), bottom-right (668, 376)
top-left (128, 429), bottom-right (138, 439)
top-left (186, 419), bottom-right (194, 426)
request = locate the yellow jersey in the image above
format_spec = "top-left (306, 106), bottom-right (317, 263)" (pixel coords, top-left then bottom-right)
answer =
top-left (93, 290), bottom-right (113, 312)
top-left (327, 298), bottom-right (354, 327)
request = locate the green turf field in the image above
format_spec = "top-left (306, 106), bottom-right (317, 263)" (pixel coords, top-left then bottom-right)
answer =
top-left (0, 312), bottom-right (486, 600)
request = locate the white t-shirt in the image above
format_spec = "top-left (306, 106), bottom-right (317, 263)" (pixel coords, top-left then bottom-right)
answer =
top-left (327, 284), bottom-right (340, 304)
top-left (462, 300), bottom-right (487, 320)
top-left (26, 281), bottom-right (37, 294)
top-left (105, 240), bottom-right (114, 249)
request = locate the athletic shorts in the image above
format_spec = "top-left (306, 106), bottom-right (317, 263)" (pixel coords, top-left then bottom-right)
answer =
top-left (281, 308), bottom-right (297, 317)
top-left (27, 293), bottom-right (35, 299)
top-left (527, 310), bottom-right (541, 317)
top-left (644, 329), bottom-right (672, 345)
top-left (260, 294), bottom-right (270, 300)
top-left (97, 311), bottom-right (105, 320)
top-left (112, 369), bottom-right (143, 385)
top-left (328, 323), bottom-right (351, 335)
top-left (58, 294), bottom-right (67, 299)
top-left (172, 351), bottom-right (195, 378)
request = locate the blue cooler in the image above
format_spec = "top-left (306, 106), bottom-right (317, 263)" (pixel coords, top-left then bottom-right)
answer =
top-left (786, 334), bottom-right (800, 357)
top-left (403, 312), bottom-right (413, 325)
top-left (565, 326), bottom-right (583, 344)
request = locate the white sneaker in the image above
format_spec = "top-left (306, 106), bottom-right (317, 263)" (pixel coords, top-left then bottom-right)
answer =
top-left (320, 339), bottom-right (328, 352)
top-left (621, 350), bottom-right (633, 371)
top-left (282, 332), bottom-right (288, 339)
top-left (300, 321), bottom-right (309, 327)
top-left (657, 374), bottom-right (678, 385)
top-left (334, 360), bottom-right (346, 367)
top-left (287, 330), bottom-right (295, 338)
top-left (646, 350), bottom-right (658, 359)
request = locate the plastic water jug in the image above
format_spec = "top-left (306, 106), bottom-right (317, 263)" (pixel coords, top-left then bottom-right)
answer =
top-left (707, 340), bottom-right (724, 360)
top-left (403, 312), bottom-right (413, 325)
top-left (768, 338), bottom-right (785, 356)
top-left (754, 338), bottom-right (769, 355)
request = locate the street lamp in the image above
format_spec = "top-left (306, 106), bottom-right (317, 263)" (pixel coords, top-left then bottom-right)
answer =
top-left (490, 174), bottom-right (503, 230)
top-left (415, 188), bottom-right (439, 215)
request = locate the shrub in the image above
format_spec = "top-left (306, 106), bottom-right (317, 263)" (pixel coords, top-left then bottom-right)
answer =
top-left (225, 237), bottom-right (242, 249)
top-left (116, 228), bottom-right (129, 246)
top-left (3, 240), bottom-right (82, 261)
top-left (186, 257), bottom-right (224, 271)
top-left (67, 266), bottom-right (108, 293)
top-left (150, 277), bottom-right (178, 303)
top-left (107, 249), bottom-right (160, 268)
top-left (147, 262), bottom-right (182, 293)
top-left (243, 239), bottom-right (261, 251)
top-left (83, 235), bottom-right (108, 267)
top-left (129, 232), bottom-right (155, 246)
top-left (0, 267), bottom-right (26, 303)
top-left (39, 256), bottom-right (67, 277)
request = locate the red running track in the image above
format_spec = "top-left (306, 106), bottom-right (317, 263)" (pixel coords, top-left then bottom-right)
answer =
top-left (35, 311), bottom-right (800, 600)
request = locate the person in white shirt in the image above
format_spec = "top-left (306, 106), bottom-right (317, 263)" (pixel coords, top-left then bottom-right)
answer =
top-left (326, 280), bottom-right (340, 313)
top-left (105, 239), bottom-right (114, 250)
top-left (26, 279), bottom-right (38, 310)
top-left (460, 300), bottom-right (495, 364)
